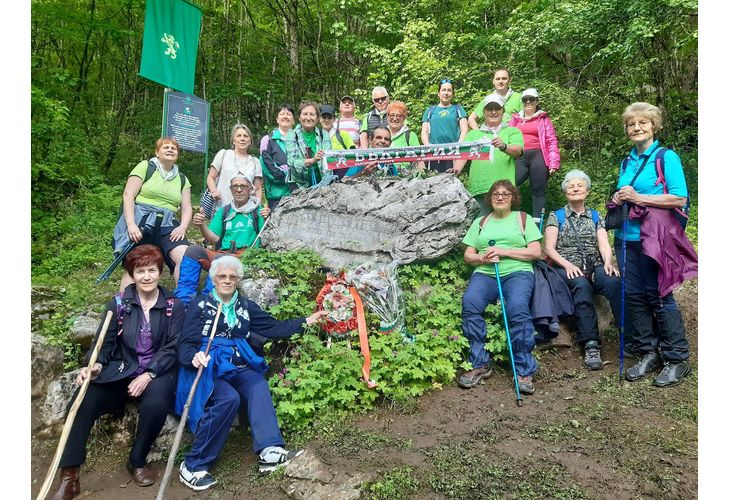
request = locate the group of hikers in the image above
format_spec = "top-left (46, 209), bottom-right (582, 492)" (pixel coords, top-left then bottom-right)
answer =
top-left (46, 68), bottom-right (697, 498)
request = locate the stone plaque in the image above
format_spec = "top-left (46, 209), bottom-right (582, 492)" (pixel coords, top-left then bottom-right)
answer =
top-left (261, 174), bottom-right (479, 268)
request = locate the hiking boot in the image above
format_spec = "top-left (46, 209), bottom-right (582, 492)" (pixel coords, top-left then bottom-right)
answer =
top-left (653, 361), bottom-right (691, 387)
top-left (258, 446), bottom-right (303, 474)
top-left (583, 341), bottom-right (603, 371)
top-left (457, 363), bottom-right (494, 388)
top-left (625, 351), bottom-right (661, 381)
top-left (622, 345), bottom-right (640, 360)
top-left (517, 375), bottom-right (535, 395)
top-left (51, 467), bottom-right (80, 500)
top-left (179, 461), bottom-right (217, 491)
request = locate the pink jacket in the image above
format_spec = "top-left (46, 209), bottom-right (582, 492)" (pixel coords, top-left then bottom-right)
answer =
top-left (508, 111), bottom-right (561, 171)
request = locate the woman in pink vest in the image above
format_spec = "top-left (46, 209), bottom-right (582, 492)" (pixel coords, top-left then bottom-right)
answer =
top-left (507, 88), bottom-right (560, 224)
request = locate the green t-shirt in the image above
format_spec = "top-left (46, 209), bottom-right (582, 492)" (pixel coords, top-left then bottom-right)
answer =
top-left (471, 91), bottom-right (523, 123)
top-left (464, 127), bottom-right (523, 197)
top-left (390, 127), bottom-right (421, 174)
top-left (208, 207), bottom-right (264, 251)
top-left (462, 212), bottom-right (542, 277)
top-left (302, 129), bottom-right (318, 154)
top-left (129, 160), bottom-right (191, 212)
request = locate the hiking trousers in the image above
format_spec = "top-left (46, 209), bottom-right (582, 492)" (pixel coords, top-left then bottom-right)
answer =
top-left (515, 148), bottom-right (549, 219)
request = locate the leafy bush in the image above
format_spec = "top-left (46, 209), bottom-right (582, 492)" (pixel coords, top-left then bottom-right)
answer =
top-left (241, 248), bottom-right (509, 432)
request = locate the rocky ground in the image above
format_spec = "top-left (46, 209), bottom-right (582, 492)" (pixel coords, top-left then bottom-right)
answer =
top-left (30, 279), bottom-right (698, 499)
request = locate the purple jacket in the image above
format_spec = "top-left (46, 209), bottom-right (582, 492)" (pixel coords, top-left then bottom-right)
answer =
top-left (508, 111), bottom-right (561, 171)
top-left (631, 205), bottom-right (697, 297)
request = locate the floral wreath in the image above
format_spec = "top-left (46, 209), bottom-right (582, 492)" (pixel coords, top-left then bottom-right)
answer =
top-left (315, 274), bottom-right (358, 338)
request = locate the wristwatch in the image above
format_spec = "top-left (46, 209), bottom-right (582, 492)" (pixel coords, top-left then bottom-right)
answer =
top-left (146, 370), bottom-right (157, 379)
top-left (499, 143), bottom-right (507, 152)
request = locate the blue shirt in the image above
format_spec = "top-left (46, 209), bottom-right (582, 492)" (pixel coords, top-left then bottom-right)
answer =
top-left (615, 140), bottom-right (687, 241)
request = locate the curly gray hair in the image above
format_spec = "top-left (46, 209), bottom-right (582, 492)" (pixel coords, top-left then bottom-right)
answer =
top-left (209, 256), bottom-right (244, 280)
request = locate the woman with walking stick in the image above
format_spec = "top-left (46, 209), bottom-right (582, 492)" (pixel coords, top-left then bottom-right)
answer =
top-left (175, 256), bottom-right (327, 491)
top-left (48, 245), bottom-right (184, 499)
top-left (458, 180), bottom-right (542, 394)
top-left (611, 102), bottom-right (695, 386)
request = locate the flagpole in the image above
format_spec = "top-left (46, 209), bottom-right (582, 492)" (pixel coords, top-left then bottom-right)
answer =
top-left (161, 87), bottom-right (170, 137)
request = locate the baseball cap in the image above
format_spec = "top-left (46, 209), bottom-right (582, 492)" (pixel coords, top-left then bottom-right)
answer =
top-left (320, 104), bottom-right (336, 116)
top-left (483, 94), bottom-right (505, 107)
top-left (522, 88), bottom-right (539, 98)
top-left (340, 95), bottom-right (355, 104)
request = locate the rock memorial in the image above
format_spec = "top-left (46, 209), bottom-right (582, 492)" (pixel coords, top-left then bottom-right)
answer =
top-left (261, 174), bottom-right (479, 269)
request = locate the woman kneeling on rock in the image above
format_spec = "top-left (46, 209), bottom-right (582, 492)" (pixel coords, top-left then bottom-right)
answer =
top-left (459, 180), bottom-right (542, 394)
top-left (50, 245), bottom-right (184, 499)
top-left (176, 256), bottom-right (327, 491)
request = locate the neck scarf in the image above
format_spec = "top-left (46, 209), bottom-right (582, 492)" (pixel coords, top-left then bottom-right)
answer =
top-left (150, 156), bottom-right (179, 182)
top-left (212, 289), bottom-right (240, 327)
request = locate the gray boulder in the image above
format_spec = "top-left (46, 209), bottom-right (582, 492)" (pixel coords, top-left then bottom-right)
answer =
top-left (69, 312), bottom-right (102, 350)
top-left (261, 174), bottom-right (478, 269)
top-left (240, 276), bottom-right (281, 310)
top-left (283, 450), bottom-right (373, 499)
top-left (31, 334), bottom-right (64, 399)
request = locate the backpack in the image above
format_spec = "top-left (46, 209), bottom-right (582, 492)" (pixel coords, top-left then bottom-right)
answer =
top-left (142, 160), bottom-right (187, 191)
top-left (620, 147), bottom-right (690, 229)
top-left (114, 293), bottom-right (174, 336)
top-left (215, 205), bottom-right (261, 251)
top-left (554, 208), bottom-right (599, 232)
top-left (478, 211), bottom-right (528, 238)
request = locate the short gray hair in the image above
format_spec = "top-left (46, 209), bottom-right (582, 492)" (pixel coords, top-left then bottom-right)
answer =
top-left (371, 86), bottom-right (388, 99)
top-left (230, 123), bottom-right (252, 148)
top-left (209, 256), bottom-right (244, 280)
top-left (560, 169), bottom-right (592, 193)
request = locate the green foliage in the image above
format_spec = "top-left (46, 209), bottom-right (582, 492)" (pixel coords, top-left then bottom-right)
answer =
top-left (364, 466), bottom-right (420, 499)
top-left (240, 249), bottom-right (509, 432)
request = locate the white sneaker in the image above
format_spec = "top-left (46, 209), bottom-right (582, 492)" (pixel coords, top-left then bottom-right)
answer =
top-left (179, 461), bottom-right (217, 491)
top-left (258, 446), bottom-right (303, 473)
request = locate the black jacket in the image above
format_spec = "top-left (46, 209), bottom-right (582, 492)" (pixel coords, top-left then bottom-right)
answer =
top-left (88, 285), bottom-right (184, 384)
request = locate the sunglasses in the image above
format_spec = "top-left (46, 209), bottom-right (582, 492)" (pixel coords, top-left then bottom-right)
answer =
top-left (373, 96), bottom-right (388, 104)
top-left (440, 78), bottom-right (453, 85)
top-left (522, 97), bottom-right (537, 103)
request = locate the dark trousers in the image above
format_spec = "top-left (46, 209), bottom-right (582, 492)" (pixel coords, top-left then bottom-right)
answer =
top-left (185, 367), bottom-right (284, 472)
top-left (515, 149), bottom-right (549, 218)
top-left (615, 239), bottom-right (689, 361)
top-left (461, 271), bottom-right (538, 376)
top-left (554, 266), bottom-right (635, 346)
top-left (428, 160), bottom-right (453, 173)
top-left (268, 197), bottom-right (282, 212)
top-left (59, 372), bottom-right (176, 468)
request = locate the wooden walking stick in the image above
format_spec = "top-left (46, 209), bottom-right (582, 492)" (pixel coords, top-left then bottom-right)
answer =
top-left (36, 310), bottom-right (114, 500)
top-left (156, 302), bottom-right (223, 500)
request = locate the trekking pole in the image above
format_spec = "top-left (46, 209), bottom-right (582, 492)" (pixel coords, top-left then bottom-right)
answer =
top-left (488, 240), bottom-right (523, 407)
top-left (95, 241), bottom-right (135, 283)
top-left (249, 218), bottom-right (270, 249)
top-left (618, 204), bottom-right (629, 381)
top-left (156, 302), bottom-right (223, 500)
top-left (36, 311), bottom-right (114, 500)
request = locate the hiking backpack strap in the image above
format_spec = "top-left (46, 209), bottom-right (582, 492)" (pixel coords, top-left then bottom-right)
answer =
top-left (590, 209), bottom-right (599, 229)
top-left (335, 129), bottom-right (346, 149)
top-left (215, 204), bottom-right (233, 251)
top-left (165, 298), bottom-right (174, 317)
top-left (426, 105), bottom-right (436, 122)
top-left (252, 207), bottom-right (260, 234)
top-left (478, 211), bottom-right (527, 237)
top-left (145, 160), bottom-right (186, 191)
top-left (556, 207), bottom-right (599, 232)
top-left (405, 129), bottom-right (412, 146)
top-left (652, 147), bottom-right (690, 228)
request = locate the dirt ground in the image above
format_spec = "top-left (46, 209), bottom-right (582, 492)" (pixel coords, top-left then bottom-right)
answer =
top-left (30, 279), bottom-right (698, 499)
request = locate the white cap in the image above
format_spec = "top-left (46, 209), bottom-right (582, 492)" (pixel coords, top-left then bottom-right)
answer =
top-left (522, 88), bottom-right (539, 98)
top-left (483, 93), bottom-right (505, 107)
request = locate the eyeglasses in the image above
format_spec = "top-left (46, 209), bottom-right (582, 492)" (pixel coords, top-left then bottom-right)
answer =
top-left (485, 105), bottom-right (502, 111)
top-left (230, 184), bottom-right (250, 191)
top-left (626, 119), bottom-right (652, 128)
top-left (491, 192), bottom-right (513, 199)
top-left (522, 97), bottom-right (537, 103)
top-left (440, 78), bottom-right (453, 85)
top-left (387, 113), bottom-right (404, 119)
top-left (373, 96), bottom-right (388, 104)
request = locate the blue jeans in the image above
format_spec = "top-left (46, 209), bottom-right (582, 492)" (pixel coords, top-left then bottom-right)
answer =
top-left (461, 271), bottom-right (538, 376)
top-left (185, 367), bottom-right (285, 471)
top-left (615, 239), bottom-right (689, 361)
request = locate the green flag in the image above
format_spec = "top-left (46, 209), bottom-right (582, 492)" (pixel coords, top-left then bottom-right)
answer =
top-left (139, 0), bottom-right (202, 94)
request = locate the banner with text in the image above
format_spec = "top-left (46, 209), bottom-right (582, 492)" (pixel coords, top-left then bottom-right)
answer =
top-left (323, 139), bottom-right (492, 171)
